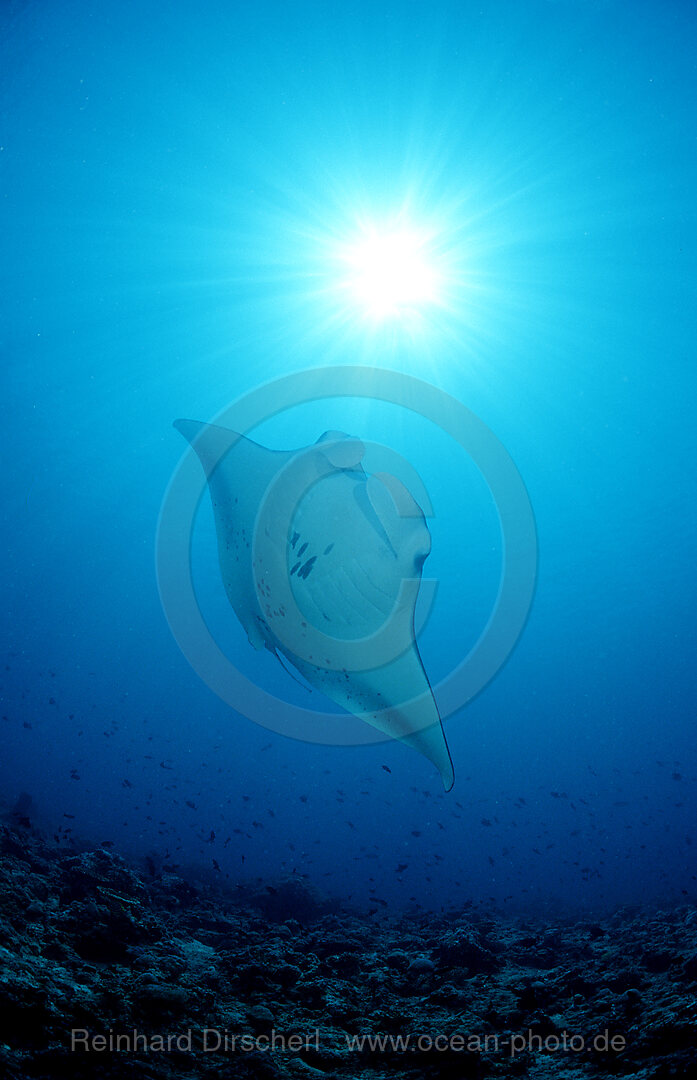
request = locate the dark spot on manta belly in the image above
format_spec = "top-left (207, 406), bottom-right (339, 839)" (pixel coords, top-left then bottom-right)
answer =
top-left (290, 561), bottom-right (301, 575)
top-left (323, 543), bottom-right (335, 555)
top-left (297, 556), bottom-right (317, 579)
top-left (291, 531), bottom-right (300, 548)
top-left (298, 542), bottom-right (308, 557)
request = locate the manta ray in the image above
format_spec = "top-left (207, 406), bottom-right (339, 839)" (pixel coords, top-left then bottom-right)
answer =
top-left (176, 419), bottom-right (454, 791)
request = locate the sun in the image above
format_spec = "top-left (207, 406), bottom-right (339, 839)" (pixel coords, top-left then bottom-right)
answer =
top-left (339, 225), bottom-right (442, 321)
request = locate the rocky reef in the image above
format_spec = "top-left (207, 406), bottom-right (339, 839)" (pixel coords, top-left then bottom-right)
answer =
top-left (1, 822), bottom-right (696, 1079)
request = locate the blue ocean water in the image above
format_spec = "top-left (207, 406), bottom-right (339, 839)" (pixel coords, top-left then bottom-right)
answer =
top-left (2, 0), bottom-right (695, 915)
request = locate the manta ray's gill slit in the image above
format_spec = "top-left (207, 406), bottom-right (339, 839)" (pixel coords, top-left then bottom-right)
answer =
top-left (321, 567), bottom-right (367, 626)
top-left (295, 576), bottom-right (335, 631)
top-left (305, 574), bottom-right (350, 630)
top-left (345, 556), bottom-right (392, 608)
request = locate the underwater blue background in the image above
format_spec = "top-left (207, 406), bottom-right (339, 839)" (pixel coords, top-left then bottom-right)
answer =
top-left (2, 0), bottom-right (696, 914)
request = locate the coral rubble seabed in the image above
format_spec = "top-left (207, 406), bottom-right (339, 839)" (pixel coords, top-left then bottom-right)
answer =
top-left (1, 823), bottom-right (696, 1079)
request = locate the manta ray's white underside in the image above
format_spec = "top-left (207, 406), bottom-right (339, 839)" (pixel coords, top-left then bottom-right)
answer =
top-left (176, 419), bottom-right (454, 791)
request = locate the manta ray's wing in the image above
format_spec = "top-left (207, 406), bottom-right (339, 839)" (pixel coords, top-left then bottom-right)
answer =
top-left (175, 420), bottom-right (454, 790)
top-left (174, 418), bottom-right (292, 650)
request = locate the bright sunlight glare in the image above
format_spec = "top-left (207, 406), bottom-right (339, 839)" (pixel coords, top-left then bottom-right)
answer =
top-left (339, 226), bottom-right (442, 321)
